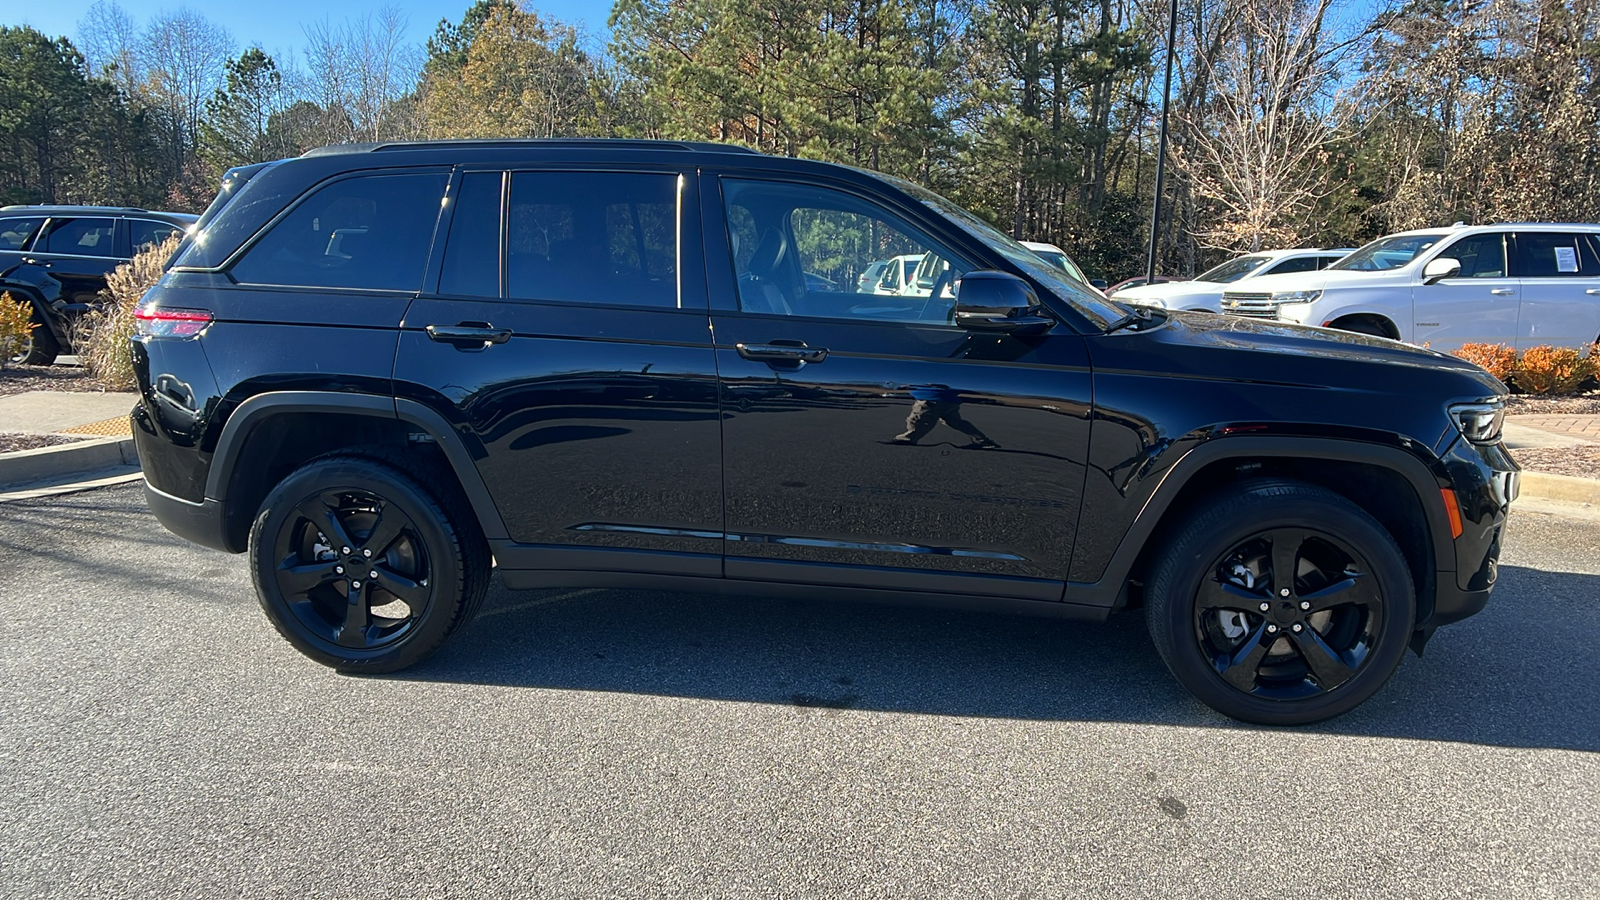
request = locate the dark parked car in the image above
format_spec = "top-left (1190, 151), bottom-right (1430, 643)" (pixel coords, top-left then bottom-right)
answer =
top-left (134, 140), bottom-right (1516, 725)
top-left (1, 205), bottom-right (196, 365)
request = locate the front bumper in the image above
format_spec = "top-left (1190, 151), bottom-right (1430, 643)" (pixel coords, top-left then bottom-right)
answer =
top-left (1425, 435), bottom-right (1516, 634)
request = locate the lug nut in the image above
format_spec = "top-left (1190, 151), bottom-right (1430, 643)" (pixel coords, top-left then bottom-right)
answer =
top-left (335, 566), bottom-right (344, 575)
top-left (1300, 601), bottom-right (1311, 610)
top-left (351, 581), bottom-right (362, 589)
top-left (1292, 623), bottom-right (1303, 633)
top-left (362, 549), bottom-right (372, 558)
top-left (1259, 602), bottom-right (1270, 612)
top-left (369, 570), bottom-right (378, 579)
top-left (1267, 624), bottom-right (1279, 633)
top-left (1280, 588), bottom-right (1291, 597)
top-left (342, 546), bottom-right (351, 555)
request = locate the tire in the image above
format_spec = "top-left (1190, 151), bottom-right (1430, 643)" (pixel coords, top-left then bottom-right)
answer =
top-left (248, 454), bottom-right (490, 673)
top-left (12, 313), bottom-right (59, 366)
top-left (1334, 319), bottom-right (1389, 338)
top-left (1144, 479), bottom-right (1415, 725)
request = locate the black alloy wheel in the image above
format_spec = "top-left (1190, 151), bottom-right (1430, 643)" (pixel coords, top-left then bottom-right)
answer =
top-left (249, 455), bottom-right (488, 672)
top-left (1145, 480), bottom-right (1415, 725)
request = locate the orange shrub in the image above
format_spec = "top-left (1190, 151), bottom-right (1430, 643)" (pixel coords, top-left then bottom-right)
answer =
top-left (1513, 345), bottom-right (1593, 394)
top-left (1453, 343), bottom-right (1517, 382)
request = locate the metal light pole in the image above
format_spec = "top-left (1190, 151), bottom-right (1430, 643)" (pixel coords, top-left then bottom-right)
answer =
top-left (1145, 0), bottom-right (1180, 284)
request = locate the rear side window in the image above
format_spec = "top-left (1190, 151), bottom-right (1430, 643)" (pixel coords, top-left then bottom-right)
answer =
top-left (1516, 232), bottom-right (1600, 277)
top-left (506, 172), bottom-right (679, 308)
top-left (439, 172), bottom-right (503, 298)
top-left (230, 172), bottom-right (448, 292)
top-left (130, 220), bottom-right (184, 255)
top-left (43, 218), bottom-right (116, 256)
top-left (0, 216), bottom-right (43, 251)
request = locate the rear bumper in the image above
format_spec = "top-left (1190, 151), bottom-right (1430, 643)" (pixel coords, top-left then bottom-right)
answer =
top-left (144, 480), bottom-right (236, 553)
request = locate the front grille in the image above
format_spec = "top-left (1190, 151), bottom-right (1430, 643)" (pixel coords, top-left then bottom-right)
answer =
top-left (1221, 292), bottom-right (1278, 318)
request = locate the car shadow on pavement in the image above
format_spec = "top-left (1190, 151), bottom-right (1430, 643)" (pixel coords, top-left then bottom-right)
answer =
top-left (390, 563), bottom-right (1600, 753)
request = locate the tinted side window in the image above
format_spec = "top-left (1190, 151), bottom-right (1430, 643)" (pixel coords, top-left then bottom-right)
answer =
top-left (439, 172), bottom-right (503, 298)
top-left (0, 217), bottom-right (44, 251)
top-left (506, 172), bottom-right (679, 308)
top-left (130, 220), bottom-right (184, 255)
top-left (1439, 233), bottom-right (1507, 278)
top-left (1316, 255), bottom-right (1345, 269)
top-left (1264, 256), bottom-right (1318, 275)
top-left (43, 218), bottom-right (116, 256)
top-left (1517, 232), bottom-right (1600, 277)
top-left (231, 172), bottom-right (448, 291)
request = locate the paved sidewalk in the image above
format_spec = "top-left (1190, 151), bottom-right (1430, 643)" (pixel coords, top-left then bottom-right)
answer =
top-left (1506, 414), bottom-right (1600, 442)
top-left (0, 391), bottom-right (136, 436)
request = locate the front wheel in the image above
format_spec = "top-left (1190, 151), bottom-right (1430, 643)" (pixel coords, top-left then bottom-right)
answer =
top-left (248, 455), bottom-right (489, 673)
top-left (1144, 480), bottom-right (1415, 725)
top-left (10, 312), bottom-right (59, 366)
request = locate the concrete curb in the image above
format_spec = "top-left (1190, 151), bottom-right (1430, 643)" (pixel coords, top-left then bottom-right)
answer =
top-left (0, 436), bottom-right (139, 489)
top-left (1519, 471), bottom-right (1600, 506)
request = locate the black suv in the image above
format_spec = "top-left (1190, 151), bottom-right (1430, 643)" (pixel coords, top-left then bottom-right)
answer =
top-left (133, 140), bottom-right (1517, 724)
top-left (1, 205), bottom-right (197, 365)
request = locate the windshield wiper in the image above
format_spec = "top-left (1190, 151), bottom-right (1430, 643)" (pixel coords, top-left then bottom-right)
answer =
top-left (1105, 305), bottom-right (1157, 334)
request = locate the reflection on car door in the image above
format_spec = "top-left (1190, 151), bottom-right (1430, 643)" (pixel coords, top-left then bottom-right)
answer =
top-left (1513, 231), bottom-right (1600, 350)
top-left (703, 174), bottom-right (1092, 600)
top-left (1413, 231), bottom-right (1519, 350)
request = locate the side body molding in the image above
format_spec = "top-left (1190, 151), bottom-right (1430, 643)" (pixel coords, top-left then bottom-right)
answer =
top-left (1061, 434), bottom-right (1456, 608)
top-left (203, 391), bottom-right (509, 542)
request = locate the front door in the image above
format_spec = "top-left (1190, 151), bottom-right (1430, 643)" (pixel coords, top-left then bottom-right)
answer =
top-left (31, 215), bottom-right (120, 304)
top-left (1413, 231), bottom-right (1519, 350)
top-left (394, 167), bottom-right (723, 577)
top-left (703, 175), bottom-right (1092, 599)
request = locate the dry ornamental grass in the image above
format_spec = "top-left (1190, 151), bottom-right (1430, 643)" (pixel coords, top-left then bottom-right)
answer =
top-left (80, 235), bottom-right (181, 390)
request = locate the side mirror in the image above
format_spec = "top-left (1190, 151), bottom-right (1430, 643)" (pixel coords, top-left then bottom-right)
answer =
top-left (1422, 258), bottom-right (1461, 285)
top-left (1089, 278), bottom-right (1109, 290)
top-left (954, 271), bottom-right (1054, 333)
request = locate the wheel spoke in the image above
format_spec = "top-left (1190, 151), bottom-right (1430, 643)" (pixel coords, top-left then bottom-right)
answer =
top-left (1217, 623), bottom-right (1275, 692)
top-left (1196, 577), bottom-right (1263, 612)
top-left (277, 557), bottom-right (339, 597)
top-left (1300, 572), bottom-right (1380, 613)
top-left (335, 582), bottom-right (370, 649)
top-left (1289, 626), bottom-right (1354, 690)
top-left (373, 565), bottom-right (428, 610)
top-left (1270, 530), bottom-right (1303, 598)
top-left (297, 494), bottom-right (355, 553)
top-left (360, 506), bottom-right (409, 560)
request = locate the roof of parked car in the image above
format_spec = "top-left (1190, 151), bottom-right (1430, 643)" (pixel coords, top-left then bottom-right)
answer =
top-left (0, 204), bottom-right (198, 222)
top-left (302, 138), bottom-right (765, 158)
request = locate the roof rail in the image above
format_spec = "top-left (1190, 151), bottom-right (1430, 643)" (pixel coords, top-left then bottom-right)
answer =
top-left (302, 138), bottom-right (761, 158)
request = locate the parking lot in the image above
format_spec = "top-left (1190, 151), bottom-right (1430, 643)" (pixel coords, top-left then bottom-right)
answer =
top-left (2, 484), bottom-right (1597, 898)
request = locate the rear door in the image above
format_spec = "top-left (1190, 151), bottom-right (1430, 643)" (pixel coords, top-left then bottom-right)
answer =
top-left (31, 215), bottom-right (119, 304)
top-left (393, 166), bottom-right (723, 577)
top-left (1412, 230), bottom-right (1520, 349)
top-left (1512, 231), bottom-right (1600, 350)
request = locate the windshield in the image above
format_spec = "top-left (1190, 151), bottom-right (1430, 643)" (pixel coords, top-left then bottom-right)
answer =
top-left (881, 175), bottom-right (1122, 328)
top-left (1328, 233), bottom-right (1447, 271)
top-left (1196, 255), bottom-right (1271, 283)
top-left (1036, 250), bottom-right (1089, 283)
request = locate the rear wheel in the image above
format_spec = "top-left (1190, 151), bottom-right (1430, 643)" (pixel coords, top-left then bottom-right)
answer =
top-left (248, 455), bottom-right (489, 672)
top-left (10, 313), bottom-right (58, 366)
top-left (1144, 480), bottom-right (1415, 725)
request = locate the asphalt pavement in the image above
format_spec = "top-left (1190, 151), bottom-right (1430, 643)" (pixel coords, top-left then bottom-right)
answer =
top-left (1, 484), bottom-right (1597, 898)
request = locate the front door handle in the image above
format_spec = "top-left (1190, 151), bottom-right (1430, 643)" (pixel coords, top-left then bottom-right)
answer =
top-left (1490, 288), bottom-right (1515, 296)
top-left (426, 323), bottom-right (512, 346)
top-left (736, 342), bottom-right (828, 363)
top-left (1586, 289), bottom-right (1600, 295)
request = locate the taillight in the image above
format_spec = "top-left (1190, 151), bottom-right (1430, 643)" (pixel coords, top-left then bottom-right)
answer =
top-left (135, 305), bottom-right (212, 338)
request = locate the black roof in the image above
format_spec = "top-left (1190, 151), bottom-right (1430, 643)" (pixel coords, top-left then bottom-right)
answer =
top-left (0, 204), bottom-right (198, 223)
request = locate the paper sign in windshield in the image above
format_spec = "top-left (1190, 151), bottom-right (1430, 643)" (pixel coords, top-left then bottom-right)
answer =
top-left (1555, 246), bottom-right (1579, 272)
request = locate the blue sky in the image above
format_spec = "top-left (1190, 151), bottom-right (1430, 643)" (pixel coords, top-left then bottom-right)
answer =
top-left (8, 0), bottom-right (618, 62)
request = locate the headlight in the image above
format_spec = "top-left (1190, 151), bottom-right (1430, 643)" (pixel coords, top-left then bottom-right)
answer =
top-left (1449, 399), bottom-right (1505, 444)
top-left (1272, 290), bottom-right (1322, 304)
top-left (1131, 298), bottom-right (1167, 309)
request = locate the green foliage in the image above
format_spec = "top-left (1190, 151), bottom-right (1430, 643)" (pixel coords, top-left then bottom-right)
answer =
top-left (200, 48), bottom-right (291, 172)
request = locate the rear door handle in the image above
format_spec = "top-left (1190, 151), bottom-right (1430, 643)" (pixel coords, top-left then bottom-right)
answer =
top-left (1490, 289), bottom-right (1515, 296)
top-left (736, 342), bottom-right (828, 363)
top-left (425, 323), bottom-right (512, 345)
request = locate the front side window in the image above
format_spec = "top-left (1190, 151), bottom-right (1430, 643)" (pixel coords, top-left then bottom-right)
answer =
top-left (1516, 232), bottom-right (1600, 278)
top-left (130, 220), bottom-right (184, 255)
top-left (506, 172), bottom-right (678, 308)
top-left (0, 217), bottom-right (44, 251)
top-left (721, 178), bottom-right (968, 324)
top-left (1438, 233), bottom-right (1507, 278)
top-left (43, 217), bottom-right (116, 257)
top-left (230, 172), bottom-right (448, 291)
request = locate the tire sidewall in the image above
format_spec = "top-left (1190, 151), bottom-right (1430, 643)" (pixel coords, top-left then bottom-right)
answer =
top-left (248, 457), bottom-right (465, 673)
top-left (1151, 487), bottom-right (1416, 725)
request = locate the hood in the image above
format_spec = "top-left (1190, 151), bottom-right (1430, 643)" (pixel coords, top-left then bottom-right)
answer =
top-left (1113, 280), bottom-right (1223, 303)
top-left (1221, 268), bottom-right (1391, 294)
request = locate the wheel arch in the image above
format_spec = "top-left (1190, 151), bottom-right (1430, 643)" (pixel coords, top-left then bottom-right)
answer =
top-left (205, 391), bottom-right (508, 552)
top-left (1324, 311), bottom-right (1401, 339)
top-left (1075, 435), bottom-right (1454, 627)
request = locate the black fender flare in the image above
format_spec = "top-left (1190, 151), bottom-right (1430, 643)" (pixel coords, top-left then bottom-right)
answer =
top-left (1065, 434), bottom-right (1455, 607)
top-left (205, 391), bottom-right (509, 542)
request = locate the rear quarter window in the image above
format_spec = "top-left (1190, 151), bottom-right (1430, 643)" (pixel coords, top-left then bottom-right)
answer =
top-left (230, 172), bottom-right (448, 292)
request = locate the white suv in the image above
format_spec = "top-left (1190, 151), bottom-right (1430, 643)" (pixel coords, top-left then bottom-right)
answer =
top-left (1112, 248), bottom-right (1350, 311)
top-left (1221, 224), bottom-right (1600, 351)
